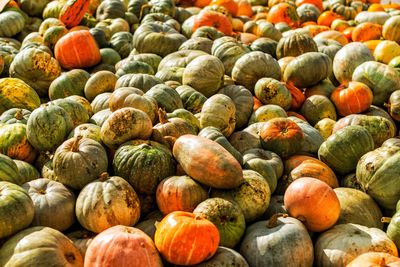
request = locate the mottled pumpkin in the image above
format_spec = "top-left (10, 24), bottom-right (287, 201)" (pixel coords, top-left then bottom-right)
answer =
top-left (144, 84), bottom-right (183, 112)
top-left (0, 11), bottom-right (25, 37)
top-left (254, 78), bottom-right (292, 111)
top-left (176, 85), bottom-right (207, 114)
top-left (49, 69), bottom-right (90, 100)
top-left (276, 32), bottom-right (318, 59)
top-left (59, 0), bottom-right (91, 28)
top-left (300, 95), bottom-right (337, 125)
top-left (0, 123), bottom-right (36, 163)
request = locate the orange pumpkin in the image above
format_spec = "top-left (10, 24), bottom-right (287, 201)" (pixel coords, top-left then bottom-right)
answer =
top-left (330, 19), bottom-right (351, 32)
top-left (288, 160), bottom-right (339, 188)
top-left (286, 111), bottom-right (307, 121)
top-left (351, 22), bottom-right (382, 42)
top-left (347, 252), bottom-right (400, 267)
top-left (154, 211), bottom-right (220, 266)
top-left (285, 82), bottom-right (305, 110)
top-left (267, 3), bottom-right (301, 28)
top-left (284, 154), bottom-right (321, 173)
top-left (342, 26), bottom-right (355, 42)
top-left (54, 30), bottom-right (101, 70)
top-left (236, 0), bottom-right (253, 17)
top-left (314, 30), bottom-right (348, 45)
top-left (330, 81), bottom-right (373, 116)
top-left (195, 0), bottom-right (212, 7)
top-left (209, 0), bottom-right (238, 15)
top-left (317, 11), bottom-right (343, 27)
top-left (303, 24), bottom-right (330, 37)
top-left (231, 17), bottom-right (244, 32)
top-left (296, 0), bottom-right (323, 11)
top-left (253, 96), bottom-right (263, 111)
top-left (364, 39), bottom-right (382, 54)
top-left (236, 32), bottom-right (258, 44)
top-left (59, 0), bottom-right (91, 28)
top-left (368, 3), bottom-right (385, 11)
top-left (193, 10), bottom-right (233, 35)
top-left (284, 177), bottom-right (341, 232)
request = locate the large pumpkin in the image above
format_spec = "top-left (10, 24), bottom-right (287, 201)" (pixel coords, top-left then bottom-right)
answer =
top-left (154, 211), bottom-right (220, 266)
top-left (330, 82), bottom-right (373, 116)
top-left (55, 30), bottom-right (101, 70)
top-left (276, 32), bottom-right (318, 59)
top-left (84, 225), bottom-right (163, 267)
top-left (347, 252), bottom-right (400, 267)
top-left (383, 15), bottom-right (400, 43)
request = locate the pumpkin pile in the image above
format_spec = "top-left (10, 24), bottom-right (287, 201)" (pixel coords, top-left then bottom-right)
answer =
top-left (2, 0), bottom-right (400, 265)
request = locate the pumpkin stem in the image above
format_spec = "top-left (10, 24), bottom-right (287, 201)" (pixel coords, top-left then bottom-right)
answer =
top-left (267, 213), bottom-right (288, 228)
top-left (99, 172), bottom-right (109, 181)
top-left (14, 109), bottom-right (24, 120)
top-left (379, 257), bottom-right (387, 267)
top-left (158, 108), bottom-right (169, 124)
top-left (381, 217), bottom-right (392, 224)
top-left (139, 3), bottom-right (152, 20)
top-left (71, 136), bottom-right (83, 152)
top-left (383, 102), bottom-right (391, 108)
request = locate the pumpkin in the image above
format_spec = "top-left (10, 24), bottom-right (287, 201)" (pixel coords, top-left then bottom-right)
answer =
top-left (68, 123), bottom-right (102, 144)
top-left (0, 226), bottom-right (83, 266)
top-left (53, 137), bottom-right (108, 190)
top-left (90, 109), bottom-right (112, 127)
top-left (59, 0), bottom-right (90, 28)
top-left (84, 225), bottom-right (162, 267)
top-left (289, 116), bottom-right (325, 154)
top-left (250, 104), bottom-right (287, 125)
top-left (179, 37), bottom-right (213, 53)
top-left (0, 181), bottom-right (34, 239)
top-left (314, 118), bottom-right (336, 140)
top-left (100, 107), bottom-right (153, 149)
top-left (315, 38), bottom-right (342, 62)
top-left (347, 252), bottom-right (400, 267)
top-left (352, 61), bottom-right (400, 106)
top-left (334, 187), bottom-right (383, 229)
top-left (0, 153), bottom-right (21, 184)
top-left (27, 104), bottom-right (73, 152)
top-left (76, 174), bottom-right (140, 234)
top-left (22, 178), bottom-right (75, 231)
top-left (50, 98), bottom-right (90, 128)
top-left (55, 30), bottom-right (101, 70)
top-left (14, 160), bottom-right (40, 185)
top-left (300, 95), bottom-right (337, 126)
top-left (191, 26), bottom-right (225, 40)
top-left (115, 73), bottom-right (162, 92)
top-left (96, 0), bottom-right (126, 20)
top-left (84, 70), bottom-right (117, 102)
top-left (0, 11), bottom-right (25, 37)
top-left (387, 90), bottom-right (400, 122)
top-left (243, 20), bottom-right (282, 41)
top-left (259, 117), bottom-right (305, 158)
top-left (250, 37), bottom-right (278, 58)
top-left (158, 49), bottom-right (207, 72)
top-left (195, 246), bottom-right (249, 267)
top-left (173, 134), bottom-right (243, 189)
top-left (276, 32), bottom-right (318, 59)
top-left (297, 4), bottom-right (321, 23)
top-left (254, 78), bottom-right (292, 111)
top-left (0, 123), bottom-right (37, 163)
top-left (283, 52), bottom-right (332, 88)
top-left (211, 170), bottom-right (271, 223)
top-left (113, 140), bottom-right (176, 195)
top-left (167, 108), bottom-right (200, 131)
top-left (66, 229), bottom-right (95, 259)
top-left (91, 93), bottom-right (112, 114)
top-left (329, 0), bottom-right (363, 20)
top-left (193, 10), bottom-right (233, 35)
top-left (240, 215), bottom-right (314, 267)
top-left (154, 211), bottom-right (219, 265)
top-left (318, 125), bottom-right (374, 175)
top-left (383, 15), bottom-right (400, 44)
top-left (374, 41), bottom-right (400, 65)
top-left (315, 223), bottom-right (398, 267)
top-left (67, 95), bottom-right (93, 117)
top-left (332, 42), bottom-right (374, 85)
top-left (182, 54), bottom-right (225, 98)
top-left (49, 69), bottom-right (90, 100)
top-left (355, 11), bottom-right (390, 25)
top-left (305, 79), bottom-right (335, 98)
top-left (144, 84), bottom-right (183, 113)
top-left (232, 51), bottom-right (281, 92)
top-left (351, 22), bottom-right (382, 42)
top-left (267, 3), bottom-right (300, 28)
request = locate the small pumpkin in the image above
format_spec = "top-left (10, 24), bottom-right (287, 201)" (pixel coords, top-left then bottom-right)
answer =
top-left (49, 69), bottom-right (90, 100)
top-left (59, 0), bottom-right (90, 28)
top-left (254, 78), bottom-right (292, 110)
top-left (193, 10), bottom-right (233, 36)
top-left (330, 82), bottom-right (373, 116)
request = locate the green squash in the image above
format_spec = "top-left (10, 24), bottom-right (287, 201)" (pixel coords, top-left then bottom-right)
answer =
top-left (158, 49), bottom-right (207, 71)
top-left (315, 38), bottom-right (343, 62)
top-left (329, 0), bottom-right (363, 20)
top-left (249, 104), bottom-right (287, 124)
top-left (175, 85), bottom-right (207, 114)
top-left (232, 51), bottom-right (281, 93)
top-left (142, 13), bottom-right (180, 31)
top-left (276, 32), bottom-right (318, 59)
top-left (167, 108), bottom-right (200, 131)
top-left (193, 197), bottom-right (246, 248)
top-left (84, 70), bottom-right (117, 102)
top-left (113, 140), bottom-right (176, 195)
top-left (0, 181), bottom-right (34, 239)
top-left (100, 48), bottom-right (121, 66)
top-left (179, 37), bottom-right (213, 54)
top-left (0, 153), bottom-right (20, 184)
top-left (191, 26), bottom-right (224, 40)
top-left (116, 60), bottom-right (155, 77)
top-left (194, 246), bottom-right (249, 267)
top-left (300, 95), bottom-right (337, 126)
top-left (96, 0), bottom-right (127, 21)
top-left (49, 98), bottom-right (90, 128)
top-left (14, 160), bottom-right (40, 185)
top-left (89, 109), bottom-right (112, 127)
top-left (68, 123), bottom-right (102, 144)
top-left (243, 20), bottom-right (282, 41)
top-left (115, 73), bottom-right (162, 92)
top-left (318, 125), bottom-right (375, 175)
top-left (91, 92), bottom-right (112, 114)
top-left (254, 78), bottom-right (292, 111)
top-left (27, 104), bottom-right (73, 152)
top-left (0, 11), bottom-right (25, 37)
top-left (0, 226), bottom-right (83, 266)
top-left (110, 32), bottom-right (134, 59)
top-left (250, 37), bottom-right (278, 58)
top-left (22, 178), bottom-right (76, 231)
top-left (144, 84), bottom-right (183, 112)
top-left (0, 108), bottom-right (30, 125)
top-left (155, 67), bottom-right (183, 83)
top-left (42, 1), bottom-right (63, 19)
top-left (49, 69), bottom-right (90, 100)
top-left (387, 208), bottom-right (400, 250)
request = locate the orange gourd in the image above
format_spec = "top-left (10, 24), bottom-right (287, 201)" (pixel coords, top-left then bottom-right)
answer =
top-left (296, 0), bottom-right (323, 11)
top-left (330, 82), bottom-right (373, 116)
top-left (351, 22), bottom-right (382, 42)
top-left (267, 3), bottom-right (301, 28)
top-left (192, 10), bottom-right (233, 35)
top-left (347, 252), bottom-right (400, 267)
top-left (317, 11), bottom-right (343, 27)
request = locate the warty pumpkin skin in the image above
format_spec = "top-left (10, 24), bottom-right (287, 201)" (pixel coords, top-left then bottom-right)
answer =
top-left (76, 174), bottom-right (141, 234)
top-left (254, 78), bottom-right (292, 111)
top-left (113, 140), bottom-right (176, 195)
top-left (22, 178), bottom-right (76, 231)
top-left (53, 137), bottom-right (108, 190)
top-left (55, 30), bottom-right (101, 70)
top-left (0, 181), bottom-right (34, 239)
top-left (173, 135), bottom-right (244, 189)
top-left (0, 226), bottom-right (83, 267)
top-left (154, 211), bottom-right (220, 266)
top-left (84, 225), bottom-right (162, 267)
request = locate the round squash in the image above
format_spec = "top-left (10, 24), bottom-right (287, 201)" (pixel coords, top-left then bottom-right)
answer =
top-left (49, 69), bottom-right (90, 100)
top-left (347, 252), bottom-right (400, 267)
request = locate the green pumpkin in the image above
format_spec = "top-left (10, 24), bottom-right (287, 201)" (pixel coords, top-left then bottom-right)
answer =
top-left (110, 32), bottom-right (134, 59)
top-left (0, 181), bottom-right (34, 239)
top-left (142, 13), bottom-right (180, 31)
top-left (48, 69), bottom-right (90, 101)
top-left (356, 138), bottom-right (400, 210)
top-left (329, 0), bottom-right (363, 20)
top-left (254, 78), bottom-right (292, 111)
top-left (211, 36), bottom-right (250, 76)
top-left (116, 60), bottom-right (155, 77)
top-left (67, 95), bottom-right (94, 117)
top-left (387, 207), bottom-right (400, 250)
top-left (305, 79), bottom-right (335, 98)
top-left (283, 52), bottom-right (332, 89)
top-left (211, 170), bottom-right (271, 223)
top-left (243, 20), bottom-right (282, 41)
top-left (193, 197), bottom-right (246, 248)
top-left (176, 85), bottom-right (207, 114)
top-left (14, 160), bottom-right (40, 185)
top-left (194, 246), bottom-right (249, 267)
top-left (91, 93), bottom-right (112, 114)
top-left (383, 15), bottom-right (400, 43)
top-left (96, 0), bottom-right (127, 21)
top-left (0, 226), bottom-right (83, 266)
top-left (115, 73), bottom-right (162, 92)
top-left (42, 1), bottom-right (63, 19)
top-left (68, 123), bottom-right (102, 144)
top-left (300, 95), bottom-right (337, 126)
top-left (250, 37), bottom-right (278, 58)
top-left (318, 125), bottom-right (375, 175)
top-left (179, 37), bottom-right (213, 54)
top-left (84, 70), bottom-right (117, 102)
top-left (297, 4), bottom-right (321, 23)
top-left (100, 48), bottom-right (121, 66)
top-left (0, 153), bottom-right (20, 184)
top-left (113, 140), bottom-right (176, 195)
top-left (43, 26), bottom-right (68, 48)
top-left (89, 109), bottom-right (112, 127)
top-left (155, 67), bottom-right (183, 83)
top-left (315, 38), bottom-right (343, 62)
top-left (232, 51), bottom-right (281, 93)
top-left (276, 32), bottom-right (318, 59)
top-left (9, 47), bottom-right (61, 97)
top-left (0, 108), bottom-right (30, 124)
top-left (144, 84), bottom-right (183, 112)
top-left (0, 11), bottom-right (25, 37)
top-left (191, 26), bottom-right (224, 40)
top-left (22, 178), bottom-right (75, 231)
top-left (127, 53), bottom-right (162, 71)
top-left (132, 22), bottom-right (186, 57)
top-left (76, 174), bottom-right (141, 234)
top-left (198, 126), bottom-right (243, 165)
top-left (27, 104), bottom-right (73, 152)
top-left (249, 104), bottom-right (287, 124)
top-left (53, 137), bottom-right (108, 190)
top-left (289, 117), bottom-right (325, 155)
top-left (352, 61), bottom-right (400, 106)
top-left (167, 108), bottom-right (200, 131)
top-left (49, 98), bottom-right (90, 128)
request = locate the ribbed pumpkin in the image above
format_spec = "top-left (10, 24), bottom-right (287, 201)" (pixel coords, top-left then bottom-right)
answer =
top-left (267, 3), bottom-right (301, 28)
top-left (113, 140), bottom-right (176, 195)
top-left (27, 104), bottom-right (73, 152)
top-left (240, 215), bottom-right (314, 267)
top-left (14, 160), bottom-right (40, 185)
top-left (0, 153), bottom-right (21, 184)
top-left (84, 70), bottom-right (117, 102)
top-left (0, 181), bottom-right (34, 239)
top-left (22, 178), bottom-right (76, 231)
top-left (84, 225), bottom-right (163, 267)
top-left (195, 246), bottom-right (249, 267)
top-left (192, 10), bottom-right (233, 36)
top-left (0, 226), bottom-right (83, 266)
top-left (318, 125), bottom-right (375, 175)
top-left (387, 90), bottom-right (400, 122)
top-left (53, 137), bottom-right (108, 190)
top-left (49, 69), bottom-right (90, 100)
top-left (249, 104), bottom-right (287, 125)
top-left (154, 211), bottom-right (220, 266)
top-left (254, 78), bottom-right (292, 111)
top-left (383, 15), bottom-right (400, 43)
top-left (0, 123), bottom-right (36, 163)
top-left (50, 98), bottom-right (90, 128)
top-left (55, 30), bottom-right (101, 70)
top-left (276, 32), bottom-right (318, 59)
top-left (145, 84), bottom-right (184, 113)
top-left (331, 82), bottom-right (373, 116)
top-left (59, 0), bottom-right (90, 28)
top-left (76, 174), bottom-right (141, 234)
top-left (0, 11), bottom-right (25, 37)
top-left (173, 135), bottom-right (244, 189)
